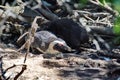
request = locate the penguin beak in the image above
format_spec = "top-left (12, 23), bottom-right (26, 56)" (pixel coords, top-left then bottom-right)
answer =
top-left (53, 43), bottom-right (72, 53)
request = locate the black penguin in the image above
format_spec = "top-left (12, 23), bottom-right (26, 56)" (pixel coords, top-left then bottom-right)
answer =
top-left (43, 19), bottom-right (89, 50)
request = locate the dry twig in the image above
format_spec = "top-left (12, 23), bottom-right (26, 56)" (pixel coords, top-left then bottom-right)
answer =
top-left (0, 56), bottom-right (6, 80)
top-left (17, 16), bottom-right (42, 63)
top-left (14, 65), bottom-right (27, 80)
top-left (88, 0), bottom-right (118, 16)
top-left (0, 57), bottom-right (27, 80)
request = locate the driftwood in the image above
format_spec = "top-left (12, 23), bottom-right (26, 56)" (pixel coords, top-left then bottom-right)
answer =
top-left (0, 0), bottom-right (59, 22)
top-left (87, 25), bottom-right (115, 36)
top-left (88, 0), bottom-right (118, 16)
top-left (0, 0), bottom-right (116, 37)
top-left (36, 8), bottom-right (59, 21)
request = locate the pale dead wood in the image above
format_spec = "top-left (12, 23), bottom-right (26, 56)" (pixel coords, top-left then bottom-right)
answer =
top-left (88, 0), bottom-right (118, 16)
top-left (17, 16), bottom-right (42, 63)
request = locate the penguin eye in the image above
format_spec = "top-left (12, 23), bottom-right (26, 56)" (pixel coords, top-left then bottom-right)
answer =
top-left (53, 43), bottom-right (63, 50)
top-left (53, 43), bottom-right (59, 50)
top-left (55, 43), bottom-right (63, 47)
top-left (58, 43), bottom-right (63, 47)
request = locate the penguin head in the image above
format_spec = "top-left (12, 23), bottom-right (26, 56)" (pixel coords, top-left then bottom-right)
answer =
top-left (32, 38), bottom-right (72, 54)
top-left (51, 39), bottom-right (72, 53)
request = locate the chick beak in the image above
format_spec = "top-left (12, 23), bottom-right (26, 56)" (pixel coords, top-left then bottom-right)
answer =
top-left (53, 43), bottom-right (72, 53)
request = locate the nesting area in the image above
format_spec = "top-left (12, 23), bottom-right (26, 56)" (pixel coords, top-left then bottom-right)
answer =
top-left (0, 0), bottom-right (120, 80)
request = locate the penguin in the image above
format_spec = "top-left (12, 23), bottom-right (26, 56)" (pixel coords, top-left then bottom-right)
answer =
top-left (42, 19), bottom-right (89, 50)
top-left (31, 31), bottom-right (72, 54)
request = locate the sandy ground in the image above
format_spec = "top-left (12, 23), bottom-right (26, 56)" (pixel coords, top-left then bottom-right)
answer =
top-left (0, 47), bottom-right (120, 80)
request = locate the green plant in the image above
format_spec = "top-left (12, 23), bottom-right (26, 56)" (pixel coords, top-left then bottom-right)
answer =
top-left (113, 16), bottom-right (120, 35)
